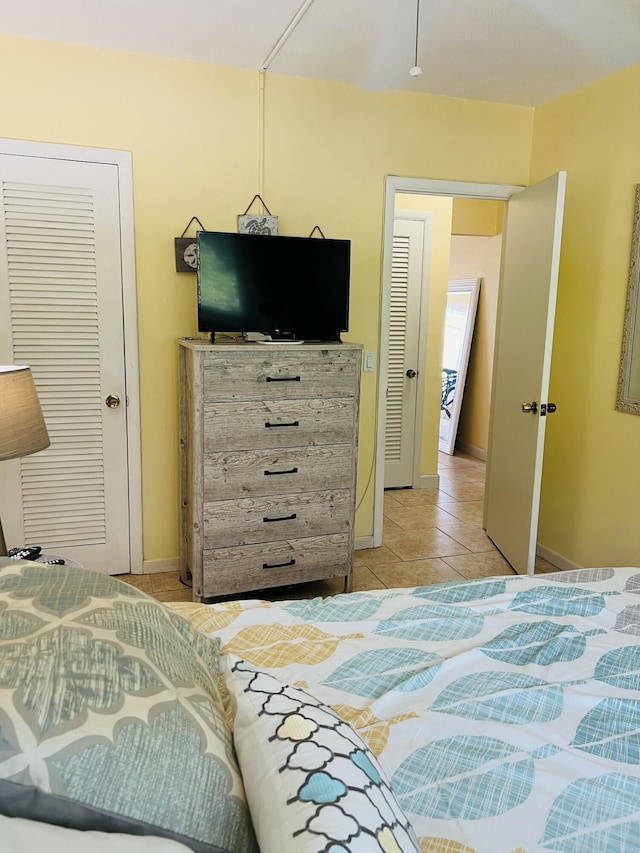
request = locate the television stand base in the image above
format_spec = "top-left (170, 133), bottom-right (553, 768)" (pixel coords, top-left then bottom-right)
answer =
top-left (255, 339), bottom-right (305, 345)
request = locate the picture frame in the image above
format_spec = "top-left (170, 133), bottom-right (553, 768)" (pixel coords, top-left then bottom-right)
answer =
top-left (616, 184), bottom-right (640, 415)
top-left (237, 215), bottom-right (278, 236)
top-left (174, 237), bottom-right (198, 272)
top-left (237, 194), bottom-right (278, 236)
top-left (174, 216), bottom-right (205, 273)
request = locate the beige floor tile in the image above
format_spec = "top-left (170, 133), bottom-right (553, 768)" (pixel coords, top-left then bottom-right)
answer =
top-left (439, 479), bottom-right (485, 502)
top-left (435, 520), bottom-right (496, 553)
top-left (383, 528), bottom-right (470, 561)
top-left (386, 488), bottom-right (442, 506)
top-left (383, 515), bottom-right (404, 535)
top-left (383, 502), bottom-right (460, 531)
top-left (442, 550), bottom-right (516, 578)
top-left (371, 558), bottom-right (463, 589)
top-left (384, 492), bottom-right (403, 510)
top-left (354, 545), bottom-right (402, 567)
top-left (348, 565), bottom-right (387, 592)
top-left (438, 500), bottom-right (485, 525)
top-left (152, 587), bottom-right (194, 602)
top-left (447, 453), bottom-right (484, 469)
top-left (269, 566), bottom-right (385, 601)
top-left (150, 571), bottom-right (185, 593)
top-left (114, 573), bottom-right (154, 593)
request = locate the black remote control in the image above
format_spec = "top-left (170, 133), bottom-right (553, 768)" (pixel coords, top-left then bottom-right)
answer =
top-left (7, 547), bottom-right (42, 561)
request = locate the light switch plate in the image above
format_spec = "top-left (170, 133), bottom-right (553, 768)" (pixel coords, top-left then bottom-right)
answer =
top-left (364, 351), bottom-right (376, 372)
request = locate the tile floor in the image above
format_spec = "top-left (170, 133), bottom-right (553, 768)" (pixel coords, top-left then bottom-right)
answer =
top-left (117, 451), bottom-right (558, 604)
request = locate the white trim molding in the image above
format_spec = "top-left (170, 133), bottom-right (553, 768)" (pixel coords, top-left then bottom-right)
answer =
top-left (374, 176), bottom-right (525, 548)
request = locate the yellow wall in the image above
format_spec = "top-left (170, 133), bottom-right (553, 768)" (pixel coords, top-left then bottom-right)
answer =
top-left (0, 35), bottom-right (534, 563)
top-left (531, 63), bottom-right (640, 566)
top-left (452, 199), bottom-right (503, 236)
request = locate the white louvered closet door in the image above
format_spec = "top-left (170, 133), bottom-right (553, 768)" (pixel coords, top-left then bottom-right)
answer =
top-left (0, 154), bottom-right (131, 574)
top-left (384, 218), bottom-right (426, 488)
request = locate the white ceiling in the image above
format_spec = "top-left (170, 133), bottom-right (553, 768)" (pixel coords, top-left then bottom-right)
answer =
top-left (2, 0), bottom-right (640, 106)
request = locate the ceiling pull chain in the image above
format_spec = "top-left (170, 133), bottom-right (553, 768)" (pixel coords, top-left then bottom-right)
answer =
top-left (409, 0), bottom-right (423, 77)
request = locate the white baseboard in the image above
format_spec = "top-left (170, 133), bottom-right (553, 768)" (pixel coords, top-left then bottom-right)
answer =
top-left (455, 441), bottom-right (487, 461)
top-left (355, 536), bottom-right (375, 550)
top-left (414, 474), bottom-right (440, 490)
top-left (536, 544), bottom-right (582, 572)
top-left (138, 557), bottom-right (180, 575)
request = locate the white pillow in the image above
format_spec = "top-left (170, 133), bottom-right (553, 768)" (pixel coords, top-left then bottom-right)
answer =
top-left (224, 656), bottom-right (421, 853)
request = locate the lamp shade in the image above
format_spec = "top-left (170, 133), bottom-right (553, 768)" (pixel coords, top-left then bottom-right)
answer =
top-left (0, 366), bottom-right (50, 461)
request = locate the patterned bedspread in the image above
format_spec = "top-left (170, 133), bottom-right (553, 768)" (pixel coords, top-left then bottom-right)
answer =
top-left (170, 567), bottom-right (640, 853)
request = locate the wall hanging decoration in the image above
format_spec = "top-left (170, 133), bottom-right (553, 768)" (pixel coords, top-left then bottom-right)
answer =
top-left (616, 184), bottom-right (640, 415)
top-left (237, 195), bottom-right (278, 235)
top-left (175, 216), bottom-right (206, 272)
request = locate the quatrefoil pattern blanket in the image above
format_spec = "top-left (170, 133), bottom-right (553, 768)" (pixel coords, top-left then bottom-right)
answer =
top-left (0, 559), bottom-right (256, 853)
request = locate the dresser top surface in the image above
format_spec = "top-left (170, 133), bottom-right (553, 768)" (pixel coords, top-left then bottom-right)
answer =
top-left (179, 339), bottom-right (363, 352)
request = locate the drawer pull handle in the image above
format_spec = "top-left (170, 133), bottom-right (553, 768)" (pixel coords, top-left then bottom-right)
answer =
top-left (264, 467), bottom-right (299, 476)
top-left (263, 558), bottom-right (296, 570)
top-left (265, 420), bottom-right (299, 428)
top-left (266, 376), bottom-right (301, 382)
top-left (263, 513), bottom-right (297, 523)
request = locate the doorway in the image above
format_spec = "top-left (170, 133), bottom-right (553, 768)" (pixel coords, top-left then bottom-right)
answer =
top-left (376, 179), bottom-right (524, 556)
top-left (374, 174), bottom-right (566, 575)
top-left (379, 182), bottom-right (512, 536)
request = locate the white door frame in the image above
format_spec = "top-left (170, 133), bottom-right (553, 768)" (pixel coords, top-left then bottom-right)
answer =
top-left (374, 176), bottom-right (524, 547)
top-left (0, 138), bottom-right (143, 572)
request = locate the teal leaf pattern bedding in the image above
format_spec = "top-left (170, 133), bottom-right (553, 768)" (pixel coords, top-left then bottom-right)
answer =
top-left (322, 647), bottom-right (442, 697)
top-left (391, 735), bottom-right (535, 819)
top-left (509, 585), bottom-right (611, 617)
top-left (541, 773), bottom-right (640, 852)
top-left (572, 698), bottom-right (640, 764)
top-left (412, 578), bottom-right (509, 603)
top-left (595, 645), bottom-right (640, 691)
top-left (177, 565), bottom-right (640, 853)
top-left (480, 621), bottom-right (604, 666)
top-left (430, 671), bottom-right (564, 724)
top-left (375, 603), bottom-right (484, 642)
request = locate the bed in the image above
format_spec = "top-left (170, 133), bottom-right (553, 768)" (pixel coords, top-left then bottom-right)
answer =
top-left (1, 557), bottom-right (640, 852)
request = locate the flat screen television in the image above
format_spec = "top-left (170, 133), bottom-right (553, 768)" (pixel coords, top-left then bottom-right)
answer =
top-left (196, 230), bottom-right (351, 342)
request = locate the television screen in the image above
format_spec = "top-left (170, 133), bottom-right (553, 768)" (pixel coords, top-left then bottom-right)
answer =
top-left (196, 231), bottom-right (350, 341)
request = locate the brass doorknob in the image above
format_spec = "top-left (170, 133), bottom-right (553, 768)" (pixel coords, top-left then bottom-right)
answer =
top-left (522, 402), bottom-right (538, 414)
top-left (105, 395), bottom-right (121, 409)
top-left (406, 369), bottom-right (417, 378)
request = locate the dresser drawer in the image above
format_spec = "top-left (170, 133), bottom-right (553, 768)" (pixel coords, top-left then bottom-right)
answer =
top-left (203, 489), bottom-right (352, 547)
top-left (204, 349), bottom-right (359, 402)
top-left (204, 398), bottom-right (356, 451)
top-left (204, 445), bottom-right (353, 500)
top-left (201, 534), bottom-right (351, 598)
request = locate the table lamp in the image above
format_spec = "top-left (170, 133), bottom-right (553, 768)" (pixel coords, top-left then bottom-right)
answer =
top-left (0, 365), bottom-right (50, 556)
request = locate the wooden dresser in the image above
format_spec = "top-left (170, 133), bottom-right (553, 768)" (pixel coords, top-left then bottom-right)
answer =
top-left (179, 340), bottom-right (362, 601)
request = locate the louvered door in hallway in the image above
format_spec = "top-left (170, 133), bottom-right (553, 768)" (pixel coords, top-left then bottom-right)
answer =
top-left (0, 147), bottom-right (141, 574)
top-left (384, 216), bottom-right (428, 488)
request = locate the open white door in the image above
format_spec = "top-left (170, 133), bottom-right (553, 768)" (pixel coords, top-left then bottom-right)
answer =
top-left (484, 172), bottom-right (566, 574)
